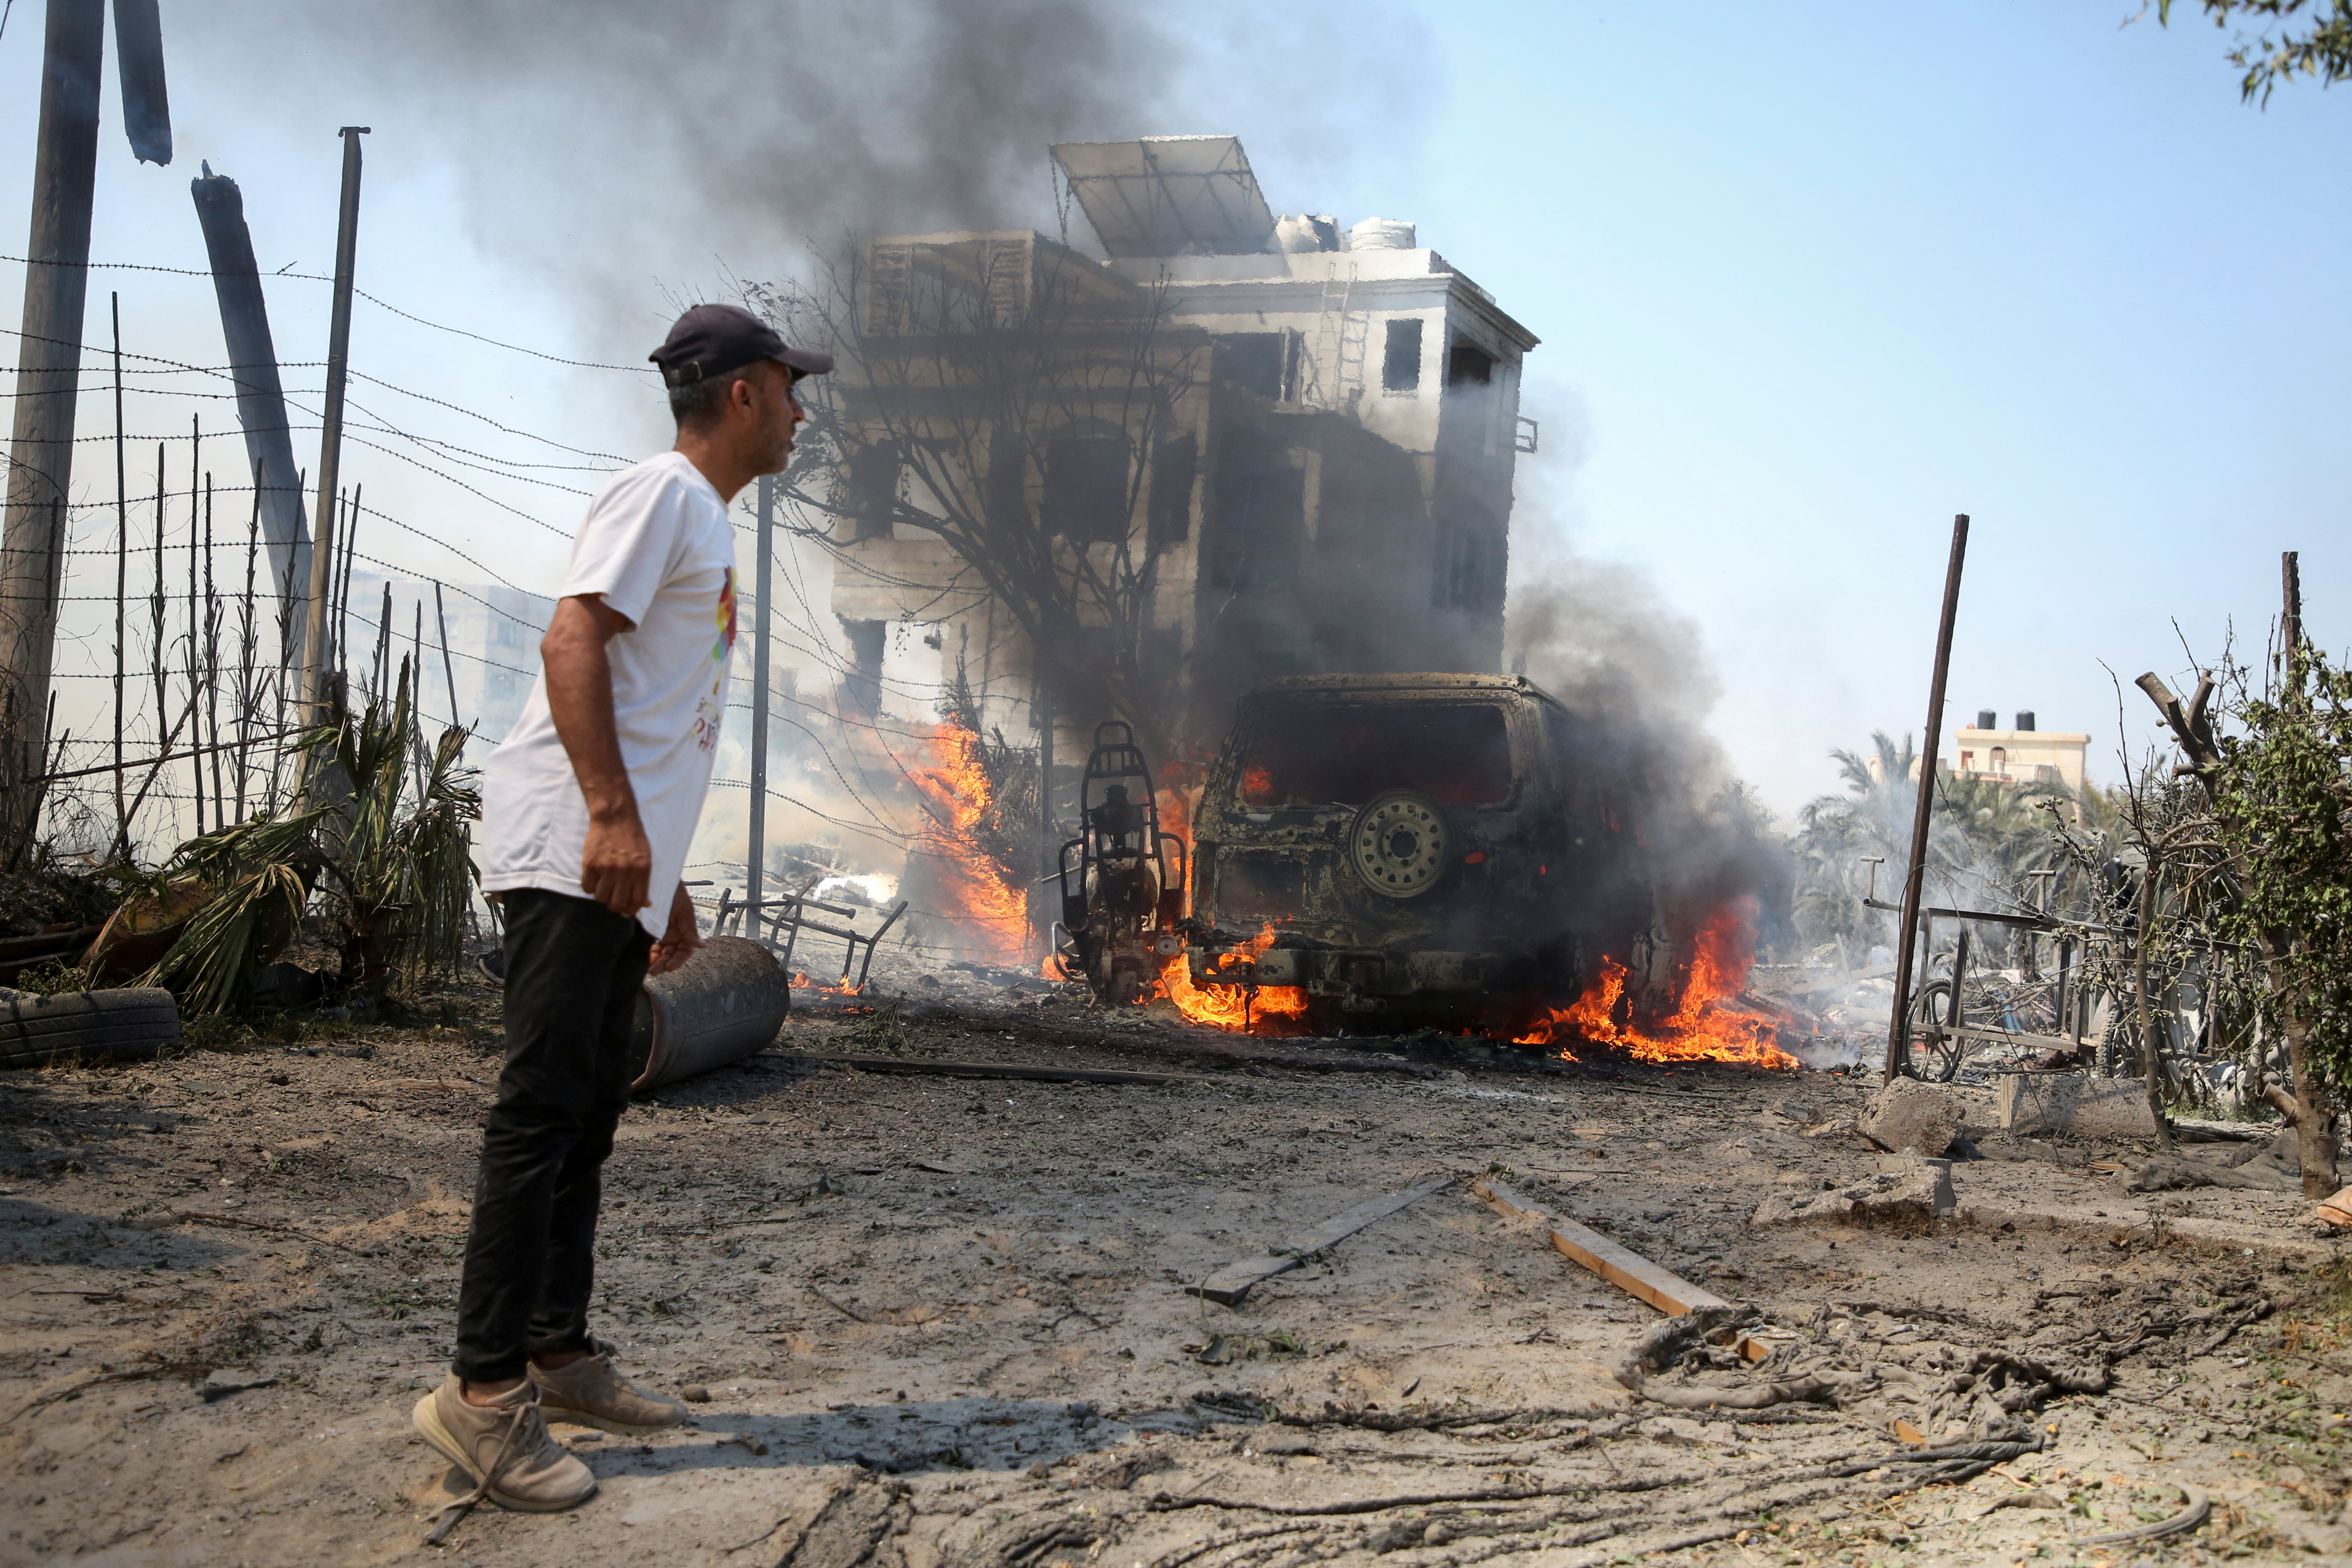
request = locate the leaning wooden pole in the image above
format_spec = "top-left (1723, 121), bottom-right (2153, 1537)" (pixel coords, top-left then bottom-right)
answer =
top-left (298, 127), bottom-right (368, 728)
top-left (1885, 514), bottom-right (1970, 1082)
top-left (0, 0), bottom-right (107, 863)
top-left (190, 165), bottom-right (310, 643)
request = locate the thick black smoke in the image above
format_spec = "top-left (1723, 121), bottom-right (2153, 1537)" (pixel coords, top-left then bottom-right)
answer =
top-left (1507, 560), bottom-right (1794, 957)
top-left (196, 1), bottom-right (1429, 327)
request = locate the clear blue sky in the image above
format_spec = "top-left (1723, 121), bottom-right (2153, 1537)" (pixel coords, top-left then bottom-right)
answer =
top-left (1369, 0), bottom-right (2350, 813)
top-left (1, 1), bottom-right (2341, 822)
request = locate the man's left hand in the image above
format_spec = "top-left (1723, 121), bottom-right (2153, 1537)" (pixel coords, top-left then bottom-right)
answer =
top-left (648, 883), bottom-right (704, 976)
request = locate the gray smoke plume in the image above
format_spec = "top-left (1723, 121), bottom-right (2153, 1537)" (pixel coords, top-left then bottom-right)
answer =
top-left (195, 1), bottom-right (1429, 330)
top-left (1506, 558), bottom-right (1791, 952)
top-left (1505, 561), bottom-right (1723, 741)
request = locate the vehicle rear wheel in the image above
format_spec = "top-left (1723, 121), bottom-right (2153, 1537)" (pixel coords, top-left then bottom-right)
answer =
top-left (1347, 790), bottom-right (1451, 899)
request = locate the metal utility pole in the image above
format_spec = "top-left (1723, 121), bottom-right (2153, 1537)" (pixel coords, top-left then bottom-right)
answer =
top-left (1037, 669), bottom-right (1054, 950)
top-left (1885, 514), bottom-right (1969, 1082)
top-left (0, 0), bottom-right (106, 860)
top-left (299, 127), bottom-right (368, 720)
top-left (746, 475), bottom-right (774, 938)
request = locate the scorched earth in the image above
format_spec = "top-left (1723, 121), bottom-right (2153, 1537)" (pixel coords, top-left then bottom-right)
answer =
top-left (1, 958), bottom-right (2346, 1567)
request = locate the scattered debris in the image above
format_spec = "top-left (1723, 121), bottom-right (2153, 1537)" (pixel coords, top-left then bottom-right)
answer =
top-left (1188, 1176), bottom-right (1451, 1306)
top-left (1997, 1072), bottom-right (2161, 1138)
top-left (1470, 1176), bottom-right (1750, 1334)
top-left (2128, 1131), bottom-right (2304, 1193)
top-left (1750, 1166), bottom-right (1950, 1230)
top-left (797, 1055), bottom-right (1211, 1088)
top-left (1857, 1078), bottom-right (1962, 1156)
top-left (1614, 1308), bottom-right (1835, 1410)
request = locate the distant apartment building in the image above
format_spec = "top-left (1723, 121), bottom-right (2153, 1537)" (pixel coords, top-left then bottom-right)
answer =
top-left (1953, 710), bottom-right (2088, 794)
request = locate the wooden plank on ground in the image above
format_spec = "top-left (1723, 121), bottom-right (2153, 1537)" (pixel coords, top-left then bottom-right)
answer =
top-left (1473, 1175), bottom-right (1728, 1315)
top-left (785, 1054), bottom-right (1213, 1088)
top-left (1189, 1176), bottom-right (1454, 1307)
top-left (1471, 1175), bottom-right (1769, 1362)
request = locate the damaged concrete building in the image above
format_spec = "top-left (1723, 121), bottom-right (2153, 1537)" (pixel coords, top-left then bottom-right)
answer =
top-left (821, 136), bottom-right (1538, 752)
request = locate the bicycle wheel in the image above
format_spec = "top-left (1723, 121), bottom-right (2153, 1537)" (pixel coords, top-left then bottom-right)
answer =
top-left (1901, 980), bottom-right (1964, 1082)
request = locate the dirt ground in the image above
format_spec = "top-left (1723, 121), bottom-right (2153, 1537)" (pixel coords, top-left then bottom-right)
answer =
top-left (3, 958), bottom-right (2349, 1568)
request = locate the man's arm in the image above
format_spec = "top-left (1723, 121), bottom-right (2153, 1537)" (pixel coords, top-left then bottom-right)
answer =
top-left (542, 594), bottom-right (650, 915)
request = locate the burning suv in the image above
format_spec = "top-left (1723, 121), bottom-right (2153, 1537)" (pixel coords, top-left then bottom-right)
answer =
top-left (1184, 673), bottom-right (1675, 1034)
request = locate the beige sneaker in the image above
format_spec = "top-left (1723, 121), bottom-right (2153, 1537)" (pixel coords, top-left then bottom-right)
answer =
top-left (531, 1339), bottom-right (691, 1434)
top-left (411, 1373), bottom-right (597, 1512)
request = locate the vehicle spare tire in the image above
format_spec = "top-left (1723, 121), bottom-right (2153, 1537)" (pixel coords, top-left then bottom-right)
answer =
top-left (0, 985), bottom-right (181, 1070)
top-left (1347, 788), bottom-right (1452, 899)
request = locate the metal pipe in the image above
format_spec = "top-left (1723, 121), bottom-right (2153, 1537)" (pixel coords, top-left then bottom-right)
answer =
top-left (627, 936), bottom-right (792, 1092)
top-left (748, 475), bottom-right (772, 931)
top-left (1884, 514), bottom-right (1968, 1082)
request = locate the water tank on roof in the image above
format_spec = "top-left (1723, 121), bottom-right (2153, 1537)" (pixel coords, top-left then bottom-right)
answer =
top-left (1348, 217), bottom-right (1416, 251)
top-left (2015, 711), bottom-right (2036, 732)
top-left (1274, 213), bottom-right (1341, 253)
top-left (1975, 709), bottom-right (1996, 730)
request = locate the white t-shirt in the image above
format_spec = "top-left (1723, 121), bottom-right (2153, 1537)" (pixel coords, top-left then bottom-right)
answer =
top-left (478, 451), bottom-right (738, 939)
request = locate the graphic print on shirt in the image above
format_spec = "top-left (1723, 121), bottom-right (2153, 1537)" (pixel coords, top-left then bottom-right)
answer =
top-left (689, 567), bottom-right (738, 755)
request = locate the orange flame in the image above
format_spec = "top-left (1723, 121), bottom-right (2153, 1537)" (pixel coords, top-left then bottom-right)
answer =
top-left (789, 971), bottom-right (864, 1000)
top-left (1147, 923), bottom-right (1312, 1034)
top-left (1515, 898), bottom-right (1797, 1069)
top-left (906, 718), bottom-right (1031, 966)
top-left (1156, 760), bottom-right (1195, 849)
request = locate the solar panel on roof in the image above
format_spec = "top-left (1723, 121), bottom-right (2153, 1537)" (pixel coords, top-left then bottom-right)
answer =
top-left (1048, 136), bottom-right (1277, 260)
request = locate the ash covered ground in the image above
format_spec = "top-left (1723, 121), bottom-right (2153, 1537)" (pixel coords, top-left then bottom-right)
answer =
top-left (1, 955), bottom-right (2346, 1567)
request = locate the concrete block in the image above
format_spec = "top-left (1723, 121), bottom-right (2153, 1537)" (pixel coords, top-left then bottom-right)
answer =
top-left (1997, 1073), bottom-right (2161, 1138)
top-left (1749, 1166), bottom-right (1948, 1231)
top-left (1859, 1078), bottom-right (1963, 1155)
top-left (1874, 1153), bottom-right (1958, 1212)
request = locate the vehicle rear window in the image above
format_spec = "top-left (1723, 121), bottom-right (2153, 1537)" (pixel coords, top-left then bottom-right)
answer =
top-left (1235, 703), bottom-right (1513, 808)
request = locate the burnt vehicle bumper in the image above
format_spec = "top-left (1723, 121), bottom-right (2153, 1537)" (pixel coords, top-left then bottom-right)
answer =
top-left (1186, 943), bottom-right (1530, 1010)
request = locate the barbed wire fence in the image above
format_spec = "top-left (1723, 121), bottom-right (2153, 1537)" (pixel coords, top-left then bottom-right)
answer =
top-left (4, 256), bottom-right (1040, 964)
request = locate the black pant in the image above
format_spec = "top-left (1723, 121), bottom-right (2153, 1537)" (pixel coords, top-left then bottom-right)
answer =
top-left (452, 888), bottom-right (651, 1383)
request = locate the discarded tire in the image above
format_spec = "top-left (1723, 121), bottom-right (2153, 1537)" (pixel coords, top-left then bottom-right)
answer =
top-left (0, 985), bottom-right (181, 1069)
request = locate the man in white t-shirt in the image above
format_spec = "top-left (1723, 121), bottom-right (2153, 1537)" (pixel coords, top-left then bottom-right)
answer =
top-left (412, 305), bottom-right (830, 1515)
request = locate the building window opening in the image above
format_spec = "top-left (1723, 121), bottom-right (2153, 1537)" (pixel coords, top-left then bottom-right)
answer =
top-left (1214, 333), bottom-right (1286, 400)
top-left (1382, 319), bottom-right (1423, 392)
top-left (1042, 427), bottom-right (1131, 545)
top-left (1447, 341), bottom-right (1495, 387)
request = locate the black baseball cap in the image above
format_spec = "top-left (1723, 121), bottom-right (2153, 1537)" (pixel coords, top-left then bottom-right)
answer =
top-left (650, 303), bottom-right (833, 387)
